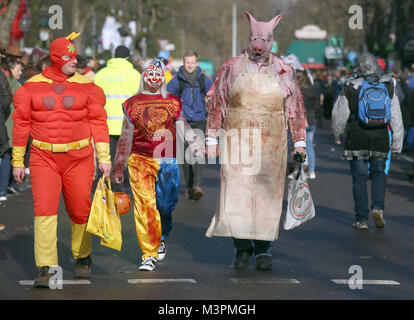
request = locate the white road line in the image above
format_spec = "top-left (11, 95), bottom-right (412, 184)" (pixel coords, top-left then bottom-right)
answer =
top-left (19, 280), bottom-right (91, 285)
top-left (127, 278), bottom-right (197, 284)
top-left (230, 278), bottom-right (301, 284)
top-left (331, 279), bottom-right (400, 285)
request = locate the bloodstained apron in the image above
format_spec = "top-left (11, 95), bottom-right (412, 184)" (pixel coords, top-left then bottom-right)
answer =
top-left (206, 54), bottom-right (287, 241)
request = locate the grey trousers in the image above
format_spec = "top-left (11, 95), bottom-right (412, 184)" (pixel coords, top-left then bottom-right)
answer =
top-left (181, 120), bottom-right (206, 188)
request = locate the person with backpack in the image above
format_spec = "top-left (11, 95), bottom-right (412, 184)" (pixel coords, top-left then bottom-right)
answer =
top-left (167, 50), bottom-right (212, 200)
top-left (332, 53), bottom-right (403, 230)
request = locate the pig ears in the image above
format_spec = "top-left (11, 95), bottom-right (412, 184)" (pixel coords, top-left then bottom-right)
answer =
top-left (245, 11), bottom-right (283, 30)
top-left (268, 14), bottom-right (283, 29)
top-left (244, 11), bottom-right (257, 24)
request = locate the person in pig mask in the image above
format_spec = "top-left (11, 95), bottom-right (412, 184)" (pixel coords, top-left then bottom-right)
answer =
top-left (205, 12), bottom-right (308, 271)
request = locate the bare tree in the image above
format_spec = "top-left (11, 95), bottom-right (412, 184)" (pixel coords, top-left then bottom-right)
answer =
top-left (71, 0), bottom-right (101, 53)
top-left (111, 0), bottom-right (161, 57)
top-left (0, 0), bottom-right (20, 47)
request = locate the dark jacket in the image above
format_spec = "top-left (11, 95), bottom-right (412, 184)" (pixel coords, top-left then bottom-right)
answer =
top-left (0, 70), bottom-right (12, 114)
top-left (167, 66), bottom-right (212, 122)
top-left (332, 76), bottom-right (404, 159)
top-left (0, 71), bottom-right (13, 157)
top-left (0, 86), bottom-right (10, 157)
top-left (301, 84), bottom-right (320, 127)
top-left (342, 81), bottom-right (393, 155)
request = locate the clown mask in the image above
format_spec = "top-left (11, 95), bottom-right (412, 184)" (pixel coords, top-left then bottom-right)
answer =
top-left (143, 61), bottom-right (165, 90)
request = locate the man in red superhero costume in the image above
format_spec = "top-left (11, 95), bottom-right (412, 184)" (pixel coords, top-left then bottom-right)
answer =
top-left (11, 32), bottom-right (111, 287)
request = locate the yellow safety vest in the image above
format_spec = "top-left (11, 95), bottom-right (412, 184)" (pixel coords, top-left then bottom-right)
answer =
top-left (94, 58), bottom-right (141, 135)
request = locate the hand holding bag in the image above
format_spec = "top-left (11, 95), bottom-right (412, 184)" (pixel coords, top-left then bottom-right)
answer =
top-left (284, 165), bottom-right (315, 230)
top-left (86, 177), bottom-right (122, 251)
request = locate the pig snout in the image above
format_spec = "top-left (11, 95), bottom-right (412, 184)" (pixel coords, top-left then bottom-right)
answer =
top-left (253, 45), bottom-right (264, 55)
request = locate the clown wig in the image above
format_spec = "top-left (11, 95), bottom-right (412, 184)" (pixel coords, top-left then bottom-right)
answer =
top-left (138, 58), bottom-right (167, 99)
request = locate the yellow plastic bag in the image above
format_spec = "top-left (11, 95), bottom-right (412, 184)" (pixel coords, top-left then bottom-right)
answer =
top-left (86, 177), bottom-right (122, 251)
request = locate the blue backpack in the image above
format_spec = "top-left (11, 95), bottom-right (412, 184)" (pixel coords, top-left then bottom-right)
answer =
top-left (358, 80), bottom-right (391, 128)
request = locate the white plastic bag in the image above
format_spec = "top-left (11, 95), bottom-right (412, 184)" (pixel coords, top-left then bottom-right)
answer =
top-left (284, 166), bottom-right (315, 230)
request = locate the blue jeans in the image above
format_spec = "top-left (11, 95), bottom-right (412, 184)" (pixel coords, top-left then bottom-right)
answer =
top-left (0, 151), bottom-right (15, 196)
top-left (156, 158), bottom-right (180, 241)
top-left (349, 157), bottom-right (386, 222)
top-left (306, 126), bottom-right (316, 173)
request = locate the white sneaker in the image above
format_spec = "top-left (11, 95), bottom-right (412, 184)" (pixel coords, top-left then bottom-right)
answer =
top-left (0, 196), bottom-right (7, 201)
top-left (139, 257), bottom-right (157, 271)
top-left (157, 241), bottom-right (166, 261)
top-left (308, 172), bottom-right (316, 179)
top-left (0, 224), bottom-right (5, 231)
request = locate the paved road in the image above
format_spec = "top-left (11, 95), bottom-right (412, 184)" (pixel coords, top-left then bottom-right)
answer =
top-left (1, 120), bottom-right (414, 303)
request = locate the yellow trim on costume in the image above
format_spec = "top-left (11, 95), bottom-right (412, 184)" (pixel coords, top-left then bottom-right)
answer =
top-left (65, 32), bottom-right (81, 41)
top-left (67, 72), bottom-right (92, 84)
top-left (71, 222), bottom-right (92, 259)
top-left (95, 142), bottom-right (111, 165)
top-left (11, 146), bottom-right (26, 168)
top-left (26, 73), bottom-right (53, 83)
top-left (34, 216), bottom-right (58, 267)
top-left (32, 137), bottom-right (90, 153)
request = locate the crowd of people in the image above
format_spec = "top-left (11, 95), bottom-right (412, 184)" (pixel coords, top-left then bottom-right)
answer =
top-left (0, 18), bottom-right (413, 285)
top-left (285, 59), bottom-right (414, 180)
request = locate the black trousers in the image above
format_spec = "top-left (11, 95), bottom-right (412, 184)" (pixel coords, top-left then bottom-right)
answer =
top-left (233, 238), bottom-right (270, 256)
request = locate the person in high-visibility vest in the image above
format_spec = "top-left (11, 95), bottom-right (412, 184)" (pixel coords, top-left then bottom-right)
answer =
top-left (94, 45), bottom-right (141, 168)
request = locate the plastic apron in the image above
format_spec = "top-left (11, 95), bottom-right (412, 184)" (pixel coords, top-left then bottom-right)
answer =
top-left (206, 54), bottom-right (287, 241)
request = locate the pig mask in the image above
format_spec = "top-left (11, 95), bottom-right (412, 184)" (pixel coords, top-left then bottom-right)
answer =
top-left (245, 11), bottom-right (283, 62)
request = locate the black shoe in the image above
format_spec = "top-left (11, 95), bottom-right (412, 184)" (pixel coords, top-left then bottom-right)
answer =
top-left (34, 266), bottom-right (51, 288)
top-left (352, 221), bottom-right (368, 230)
top-left (234, 250), bottom-right (251, 269)
top-left (255, 254), bottom-right (272, 271)
top-left (74, 255), bottom-right (92, 278)
top-left (6, 186), bottom-right (21, 195)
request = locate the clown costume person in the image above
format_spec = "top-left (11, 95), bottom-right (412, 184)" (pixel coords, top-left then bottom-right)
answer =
top-left (113, 60), bottom-right (203, 271)
top-left (205, 12), bottom-right (308, 271)
top-left (11, 32), bottom-right (111, 287)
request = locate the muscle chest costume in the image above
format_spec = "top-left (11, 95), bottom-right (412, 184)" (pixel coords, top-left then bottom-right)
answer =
top-left (11, 33), bottom-right (110, 267)
top-left (205, 13), bottom-right (307, 242)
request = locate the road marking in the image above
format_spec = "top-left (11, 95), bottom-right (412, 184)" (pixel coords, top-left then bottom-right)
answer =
top-left (230, 278), bottom-right (301, 284)
top-left (331, 279), bottom-right (400, 285)
top-left (127, 278), bottom-right (197, 284)
top-left (19, 280), bottom-right (91, 285)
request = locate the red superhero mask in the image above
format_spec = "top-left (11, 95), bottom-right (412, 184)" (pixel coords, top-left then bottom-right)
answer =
top-left (143, 60), bottom-right (165, 89)
top-left (43, 32), bottom-right (80, 81)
